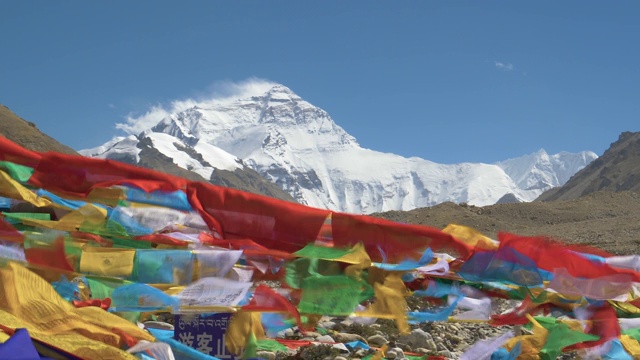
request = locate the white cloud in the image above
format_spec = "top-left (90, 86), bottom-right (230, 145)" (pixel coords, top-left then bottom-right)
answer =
top-left (494, 61), bottom-right (514, 71)
top-left (108, 103), bottom-right (116, 109)
top-left (115, 77), bottom-right (278, 135)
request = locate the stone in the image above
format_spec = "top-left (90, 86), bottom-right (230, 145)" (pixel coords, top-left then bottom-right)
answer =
top-left (367, 334), bottom-right (388, 347)
top-left (397, 329), bottom-right (433, 350)
top-left (316, 335), bottom-right (336, 343)
top-left (425, 339), bottom-right (438, 351)
top-left (318, 321), bottom-right (336, 329)
top-left (385, 350), bottom-right (398, 359)
top-left (334, 333), bottom-right (367, 343)
top-left (390, 347), bottom-right (404, 359)
top-left (334, 356), bottom-right (348, 360)
top-left (437, 350), bottom-right (453, 358)
top-left (256, 351), bottom-right (276, 360)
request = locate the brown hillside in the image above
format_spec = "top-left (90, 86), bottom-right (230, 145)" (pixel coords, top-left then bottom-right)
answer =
top-left (0, 104), bottom-right (77, 155)
top-left (538, 131), bottom-right (640, 201)
top-left (375, 190), bottom-right (640, 256)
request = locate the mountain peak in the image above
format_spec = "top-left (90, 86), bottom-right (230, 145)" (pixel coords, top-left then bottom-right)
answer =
top-left (84, 84), bottom-right (596, 213)
top-left (252, 84), bottom-right (302, 103)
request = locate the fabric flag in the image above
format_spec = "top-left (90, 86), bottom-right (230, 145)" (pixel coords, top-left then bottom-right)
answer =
top-left (414, 279), bottom-right (462, 298)
top-left (460, 330), bottom-right (514, 360)
top-left (0, 169), bottom-right (51, 207)
top-left (0, 240), bottom-right (26, 262)
top-left (111, 283), bottom-right (180, 312)
top-left (242, 285), bottom-right (303, 330)
top-left (605, 255), bottom-right (640, 272)
top-left (619, 335), bottom-right (640, 357)
top-left (357, 272), bottom-right (410, 333)
top-left (256, 339), bottom-right (288, 352)
top-left (0, 328), bottom-right (51, 360)
top-left (407, 295), bottom-right (462, 323)
top-left (133, 249), bottom-right (194, 285)
top-left (294, 242), bottom-right (371, 267)
top-left (452, 295), bottom-right (493, 321)
top-left (373, 248), bottom-right (433, 271)
top-left (314, 212), bottom-right (334, 247)
top-left (0, 262), bottom-right (153, 358)
top-left (501, 314), bottom-right (549, 359)
top-left (225, 311), bottom-right (265, 356)
top-left (415, 255), bottom-right (450, 276)
top-left (51, 275), bottom-right (80, 302)
top-left (298, 275), bottom-right (364, 316)
top-left (35, 189), bottom-right (91, 211)
top-left (534, 317), bottom-right (599, 359)
top-left (107, 207), bottom-right (154, 236)
top-left (0, 215), bottom-right (24, 243)
top-left (0, 161), bottom-right (34, 183)
top-left (260, 312), bottom-right (297, 337)
top-left (23, 232), bottom-right (74, 272)
top-left (459, 247), bottom-right (543, 287)
top-left (123, 186), bottom-right (192, 211)
top-left (79, 247), bottom-right (136, 277)
top-left (177, 277), bottom-right (252, 308)
top-left (548, 267), bottom-right (633, 301)
top-left (285, 257), bottom-right (341, 289)
top-left (498, 233), bottom-right (640, 283)
top-left (600, 339), bottom-right (633, 360)
top-left (442, 224), bottom-right (499, 251)
top-left (490, 342), bottom-right (521, 360)
top-left (127, 340), bottom-right (176, 360)
top-left (194, 249), bottom-right (243, 279)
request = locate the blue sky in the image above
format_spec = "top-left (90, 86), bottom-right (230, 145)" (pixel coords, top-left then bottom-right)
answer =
top-left (1, 1), bottom-right (638, 164)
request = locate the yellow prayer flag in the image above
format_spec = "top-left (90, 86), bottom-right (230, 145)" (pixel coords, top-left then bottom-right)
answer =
top-left (357, 275), bottom-right (410, 334)
top-left (22, 204), bottom-right (108, 232)
top-left (442, 224), bottom-right (498, 250)
top-left (225, 311), bottom-right (265, 356)
top-left (502, 314), bottom-right (549, 360)
top-left (80, 247), bottom-right (136, 277)
top-left (335, 242), bottom-right (372, 267)
top-left (0, 262), bottom-right (153, 358)
top-left (620, 335), bottom-right (640, 357)
top-left (0, 170), bottom-right (51, 207)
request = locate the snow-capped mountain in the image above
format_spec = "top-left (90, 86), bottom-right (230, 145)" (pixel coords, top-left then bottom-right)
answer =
top-left (82, 84), bottom-right (597, 214)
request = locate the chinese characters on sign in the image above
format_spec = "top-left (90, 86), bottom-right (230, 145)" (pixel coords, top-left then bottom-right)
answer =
top-left (174, 313), bottom-right (241, 359)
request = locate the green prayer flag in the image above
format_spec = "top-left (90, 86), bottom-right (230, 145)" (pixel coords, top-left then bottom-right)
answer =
top-left (0, 161), bottom-right (34, 183)
top-left (256, 339), bottom-right (288, 352)
top-left (298, 275), bottom-right (363, 316)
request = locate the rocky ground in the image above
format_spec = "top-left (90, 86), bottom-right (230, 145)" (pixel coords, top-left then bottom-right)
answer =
top-left (263, 191), bottom-right (640, 359)
top-left (375, 190), bottom-right (640, 256)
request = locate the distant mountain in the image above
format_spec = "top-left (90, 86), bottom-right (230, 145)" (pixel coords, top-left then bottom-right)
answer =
top-left (83, 84), bottom-right (597, 214)
top-left (0, 104), bottom-right (77, 155)
top-left (538, 131), bottom-right (640, 202)
top-left (80, 133), bottom-right (295, 201)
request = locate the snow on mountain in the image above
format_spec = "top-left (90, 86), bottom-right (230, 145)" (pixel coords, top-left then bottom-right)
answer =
top-left (83, 84), bottom-right (597, 214)
top-left (495, 149), bottom-right (598, 201)
top-left (79, 132), bottom-right (243, 180)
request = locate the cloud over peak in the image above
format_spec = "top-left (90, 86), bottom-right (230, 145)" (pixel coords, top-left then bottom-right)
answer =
top-left (116, 78), bottom-right (278, 135)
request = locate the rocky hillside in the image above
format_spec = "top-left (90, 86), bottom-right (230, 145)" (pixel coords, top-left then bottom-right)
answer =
top-left (538, 131), bottom-right (640, 201)
top-left (0, 104), bottom-right (77, 155)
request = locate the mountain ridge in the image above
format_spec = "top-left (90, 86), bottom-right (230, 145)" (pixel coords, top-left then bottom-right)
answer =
top-left (537, 131), bottom-right (640, 202)
top-left (83, 84), bottom-right (597, 213)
